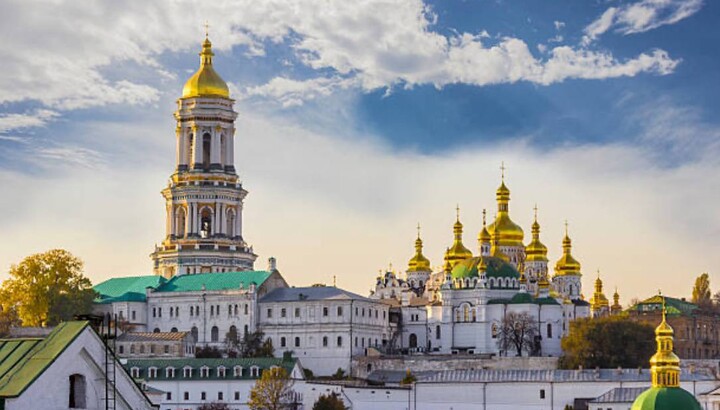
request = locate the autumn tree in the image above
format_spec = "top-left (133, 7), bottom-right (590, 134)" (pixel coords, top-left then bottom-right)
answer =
top-left (248, 367), bottom-right (296, 410)
top-left (0, 305), bottom-right (20, 337)
top-left (559, 316), bottom-right (655, 369)
top-left (496, 312), bottom-right (539, 357)
top-left (239, 330), bottom-right (274, 358)
top-left (312, 393), bottom-right (348, 410)
top-left (1, 249), bottom-right (96, 327)
top-left (693, 273), bottom-right (712, 307)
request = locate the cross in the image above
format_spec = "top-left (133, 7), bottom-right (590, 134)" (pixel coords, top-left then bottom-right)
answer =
top-left (500, 162), bottom-right (506, 181)
top-left (204, 21), bottom-right (209, 38)
top-left (456, 204), bottom-right (460, 221)
top-left (564, 220), bottom-right (569, 236)
top-left (416, 223), bottom-right (421, 239)
top-left (482, 209), bottom-right (487, 225)
top-left (533, 204), bottom-right (538, 221)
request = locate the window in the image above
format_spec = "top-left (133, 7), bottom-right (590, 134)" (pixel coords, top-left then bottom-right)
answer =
top-left (337, 336), bottom-right (343, 347)
top-left (250, 366), bottom-right (260, 377)
top-left (131, 310), bottom-right (136, 320)
top-left (234, 391), bottom-right (240, 400)
top-left (229, 305), bottom-right (232, 315)
top-left (119, 345), bottom-right (124, 354)
top-left (184, 392), bottom-right (189, 401)
top-left (210, 305), bottom-right (214, 316)
top-left (281, 308), bottom-right (287, 318)
top-left (355, 337), bottom-right (358, 347)
top-left (166, 367), bottom-right (175, 378)
top-left (201, 366), bottom-right (210, 378)
top-left (201, 392), bottom-right (206, 400)
top-left (540, 389), bottom-right (546, 399)
top-left (152, 307), bottom-right (157, 318)
top-left (362, 308), bottom-right (365, 317)
top-left (175, 306), bottom-right (179, 316)
top-left (323, 336), bottom-right (328, 347)
top-left (409, 333), bottom-right (418, 349)
top-left (245, 304), bottom-right (249, 315)
top-left (436, 325), bottom-right (441, 340)
top-left (148, 367), bottom-right (157, 378)
top-left (69, 374), bottom-right (87, 408)
top-left (150, 344), bottom-right (155, 354)
top-left (166, 392), bottom-right (172, 400)
top-left (130, 344), bottom-right (135, 354)
top-left (267, 308), bottom-right (273, 318)
top-left (492, 323), bottom-right (498, 338)
top-left (183, 367), bottom-right (192, 378)
top-left (547, 323), bottom-right (553, 339)
top-left (233, 366), bottom-right (243, 377)
top-left (218, 391), bottom-right (224, 400)
top-left (191, 326), bottom-right (199, 343)
top-left (164, 344), bottom-right (170, 354)
top-left (211, 326), bottom-right (219, 342)
top-left (323, 307), bottom-right (329, 316)
top-left (337, 306), bottom-right (343, 316)
top-left (281, 337), bottom-right (287, 347)
top-left (218, 367), bottom-right (226, 377)
top-left (158, 308), bottom-right (161, 318)
top-left (234, 304), bottom-right (238, 315)
top-left (295, 307), bottom-right (300, 317)
top-left (139, 344), bottom-right (145, 354)
top-left (170, 308), bottom-right (173, 317)
top-left (295, 337), bottom-right (300, 347)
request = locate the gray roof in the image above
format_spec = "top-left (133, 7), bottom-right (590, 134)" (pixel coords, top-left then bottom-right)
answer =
top-left (590, 387), bottom-right (646, 403)
top-left (260, 286), bottom-right (371, 303)
top-left (418, 368), bottom-right (716, 383)
top-left (367, 370), bottom-right (438, 384)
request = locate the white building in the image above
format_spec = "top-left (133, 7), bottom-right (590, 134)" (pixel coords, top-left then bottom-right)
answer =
top-left (125, 356), bottom-right (304, 410)
top-left (0, 321), bottom-right (156, 410)
top-left (371, 179), bottom-right (592, 357)
top-left (259, 286), bottom-right (392, 376)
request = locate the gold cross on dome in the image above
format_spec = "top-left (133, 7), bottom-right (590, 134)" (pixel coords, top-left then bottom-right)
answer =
top-left (204, 21), bottom-right (209, 38)
top-left (500, 161), bottom-right (506, 181)
top-left (533, 204), bottom-right (538, 221)
top-left (455, 204), bottom-right (460, 221)
top-left (564, 220), bottom-right (569, 236)
top-left (482, 208), bottom-right (487, 225)
top-left (416, 223), bottom-right (421, 239)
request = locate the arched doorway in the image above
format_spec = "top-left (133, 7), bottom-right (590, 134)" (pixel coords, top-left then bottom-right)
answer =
top-left (409, 333), bottom-right (418, 349)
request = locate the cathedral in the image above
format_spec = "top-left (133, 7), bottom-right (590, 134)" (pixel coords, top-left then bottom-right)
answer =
top-left (371, 175), bottom-right (594, 356)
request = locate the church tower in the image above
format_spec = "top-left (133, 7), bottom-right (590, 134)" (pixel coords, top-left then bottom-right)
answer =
top-left (551, 222), bottom-right (582, 300)
top-left (487, 166), bottom-right (525, 269)
top-left (524, 206), bottom-right (549, 296)
top-left (151, 34), bottom-right (257, 277)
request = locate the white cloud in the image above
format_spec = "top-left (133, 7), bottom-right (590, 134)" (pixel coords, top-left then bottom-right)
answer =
top-left (0, 110), bottom-right (58, 133)
top-left (583, 0), bottom-right (703, 44)
top-left (243, 76), bottom-right (358, 107)
top-left (554, 21), bottom-right (566, 30)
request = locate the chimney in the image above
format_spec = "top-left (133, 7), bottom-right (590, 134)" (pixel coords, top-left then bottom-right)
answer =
top-left (268, 257), bottom-right (277, 272)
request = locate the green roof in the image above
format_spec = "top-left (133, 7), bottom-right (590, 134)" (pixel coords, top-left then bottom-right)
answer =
top-left (487, 294), bottom-right (561, 306)
top-left (94, 275), bottom-right (166, 304)
top-left (627, 295), bottom-right (698, 317)
top-left (631, 387), bottom-right (701, 410)
top-left (451, 256), bottom-right (520, 285)
top-left (0, 321), bottom-right (88, 398)
top-left (509, 292), bottom-right (534, 304)
top-left (124, 357), bottom-right (297, 381)
top-left (155, 271), bottom-right (272, 293)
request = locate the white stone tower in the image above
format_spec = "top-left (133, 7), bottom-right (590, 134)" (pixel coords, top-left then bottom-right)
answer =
top-left (150, 34), bottom-right (257, 277)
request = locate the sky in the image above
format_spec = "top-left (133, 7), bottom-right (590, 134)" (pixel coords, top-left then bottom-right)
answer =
top-left (0, 0), bottom-right (718, 305)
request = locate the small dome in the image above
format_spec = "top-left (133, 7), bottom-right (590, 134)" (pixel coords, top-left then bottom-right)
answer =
top-left (525, 218), bottom-right (548, 262)
top-left (488, 180), bottom-right (524, 247)
top-left (182, 37), bottom-right (230, 99)
top-left (631, 387), bottom-right (701, 410)
top-left (407, 237), bottom-right (431, 273)
top-left (555, 234), bottom-right (581, 276)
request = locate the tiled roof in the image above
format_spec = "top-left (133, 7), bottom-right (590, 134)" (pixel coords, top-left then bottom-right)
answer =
top-left (418, 368), bottom-right (715, 383)
top-left (94, 275), bottom-right (166, 304)
top-left (628, 294), bottom-right (698, 316)
top-left (0, 321), bottom-right (88, 398)
top-left (155, 271), bottom-right (272, 293)
top-left (117, 332), bottom-right (189, 342)
top-left (591, 387), bottom-right (646, 403)
top-left (124, 357), bottom-right (298, 381)
top-left (260, 286), bottom-right (371, 303)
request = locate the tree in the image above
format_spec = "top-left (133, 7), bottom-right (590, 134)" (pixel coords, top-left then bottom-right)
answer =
top-left (195, 346), bottom-right (223, 358)
top-left (559, 316), bottom-right (655, 369)
top-left (496, 312), bottom-right (539, 357)
top-left (0, 305), bottom-right (20, 337)
top-left (693, 273), bottom-right (712, 307)
top-left (248, 367), bottom-right (296, 410)
top-left (239, 330), bottom-right (274, 358)
top-left (312, 393), bottom-right (348, 410)
top-left (199, 403), bottom-right (230, 410)
top-left (0, 249), bottom-right (96, 327)
top-left (330, 368), bottom-right (346, 380)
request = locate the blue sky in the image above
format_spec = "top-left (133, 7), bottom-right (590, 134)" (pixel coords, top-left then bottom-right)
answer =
top-left (0, 0), bottom-right (718, 301)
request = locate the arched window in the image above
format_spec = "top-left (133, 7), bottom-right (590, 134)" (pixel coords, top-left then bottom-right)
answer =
top-left (191, 326), bottom-right (199, 343)
top-left (200, 207), bottom-right (212, 238)
top-left (211, 326), bottom-right (219, 342)
top-left (171, 327), bottom-right (178, 332)
top-left (176, 206), bottom-right (186, 237)
top-left (69, 374), bottom-right (86, 408)
top-left (153, 328), bottom-right (160, 333)
top-left (463, 305), bottom-right (469, 322)
top-left (409, 333), bottom-right (418, 348)
top-left (187, 132), bottom-right (194, 165)
top-left (244, 303), bottom-right (249, 314)
top-left (226, 209), bottom-right (235, 238)
top-left (280, 337), bottom-right (286, 347)
top-left (228, 325), bottom-right (238, 343)
top-left (472, 309), bottom-right (477, 322)
top-left (202, 133), bottom-right (211, 170)
top-left (294, 337), bottom-right (300, 347)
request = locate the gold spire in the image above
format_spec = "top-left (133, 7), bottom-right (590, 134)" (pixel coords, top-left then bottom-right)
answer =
top-left (650, 292), bottom-right (681, 388)
top-left (446, 205), bottom-right (472, 268)
top-left (589, 270), bottom-right (609, 312)
top-left (554, 221), bottom-right (581, 276)
top-left (407, 223), bottom-right (431, 272)
top-left (182, 29), bottom-right (230, 98)
top-left (525, 204), bottom-right (548, 262)
top-left (487, 164), bottom-right (524, 247)
top-left (478, 208), bottom-right (491, 244)
top-left (611, 287), bottom-right (622, 313)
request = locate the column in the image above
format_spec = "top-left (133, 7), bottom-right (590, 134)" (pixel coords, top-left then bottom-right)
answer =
top-left (210, 127), bottom-right (222, 170)
top-left (184, 204), bottom-right (191, 237)
top-left (226, 128), bottom-right (235, 172)
top-left (236, 204), bottom-right (242, 240)
top-left (170, 205), bottom-right (176, 237)
top-left (165, 204), bottom-right (172, 238)
top-left (219, 203), bottom-right (226, 235)
top-left (192, 126), bottom-right (202, 169)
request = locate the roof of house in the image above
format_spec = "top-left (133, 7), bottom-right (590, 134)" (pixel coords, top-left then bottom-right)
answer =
top-left (627, 295), bottom-right (698, 316)
top-left (125, 357), bottom-right (299, 381)
top-left (260, 286), bottom-right (371, 303)
top-left (0, 321), bottom-right (88, 398)
top-left (94, 275), bottom-right (167, 304)
top-left (591, 387), bottom-right (646, 403)
top-left (154, 271), bottom-right (272, 293)
top-left (117, 332), bottom-right (189, 342)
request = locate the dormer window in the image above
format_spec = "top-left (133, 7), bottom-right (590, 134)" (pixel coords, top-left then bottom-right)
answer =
top-left (200, 366), bottom-right (210, 378)
top-left (148, 367), bottom-right (158, 378)
top-left (130, 367), bottom-right (140, 378)
top-left (250, 366), bottom-right (260, 377)
top-left (166, 367), bottom-right (175, 378)
top-left (183, 366), bottom-right (193, 378)
top-left (217, 366), bottom-right (226, 378)
top-left (233, 366), bottom-right (243, 377)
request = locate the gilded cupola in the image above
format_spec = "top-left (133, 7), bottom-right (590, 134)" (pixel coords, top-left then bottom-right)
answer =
top-left (525, 206), bottom-right (548, 262)
top-left (407, 224), bottom-right (431, 272)
top-left (182, 34), bottom-right (230, 99)
top-left (589, 271), bottom-right (609, 311)
top-left (446, 206), bottom-right (473, 268)
top-left (554, 222), bottom-right (581, 276)
top-left (487, 166), bottom-right (524, 248)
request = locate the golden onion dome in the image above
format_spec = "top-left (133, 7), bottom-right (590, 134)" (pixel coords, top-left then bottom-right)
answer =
top-left (407, 227), bottom-right (431, 273)
top-left (487, 178), bottom-right (524, 247)
top-left (182, 36), bottom-right (230, 99)
top-left (525, 210), bottom-right (548, 262)
top-left (478, 209), bottom-right (491, 244)
top-left (554, 225), bottom-right (581, 276)
top-left (446, 208), bottom-right (473, 268)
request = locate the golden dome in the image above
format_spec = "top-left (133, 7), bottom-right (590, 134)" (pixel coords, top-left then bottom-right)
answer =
top-left (589, 271), bottom-right (610, 310)
top-left (648, 295), bottom-right (681, 389)
top-left (407, 226), bottom-right (431, 272)
top-left (446, 207), bottom-right (473, 268)
top-left (182, 36), bottom-right (230, 99)
top-left (525, 209), bottom-right (548, 262)
top-left (478, 209), bottom-right (491, 244)
top-left (487, 178), bottom-right (524, 247)
top-left (554, 224), bottom-right (581, 276)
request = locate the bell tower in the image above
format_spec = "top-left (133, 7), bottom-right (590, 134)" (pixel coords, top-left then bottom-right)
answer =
top-left (151, 34), bottom-right (257, 277)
